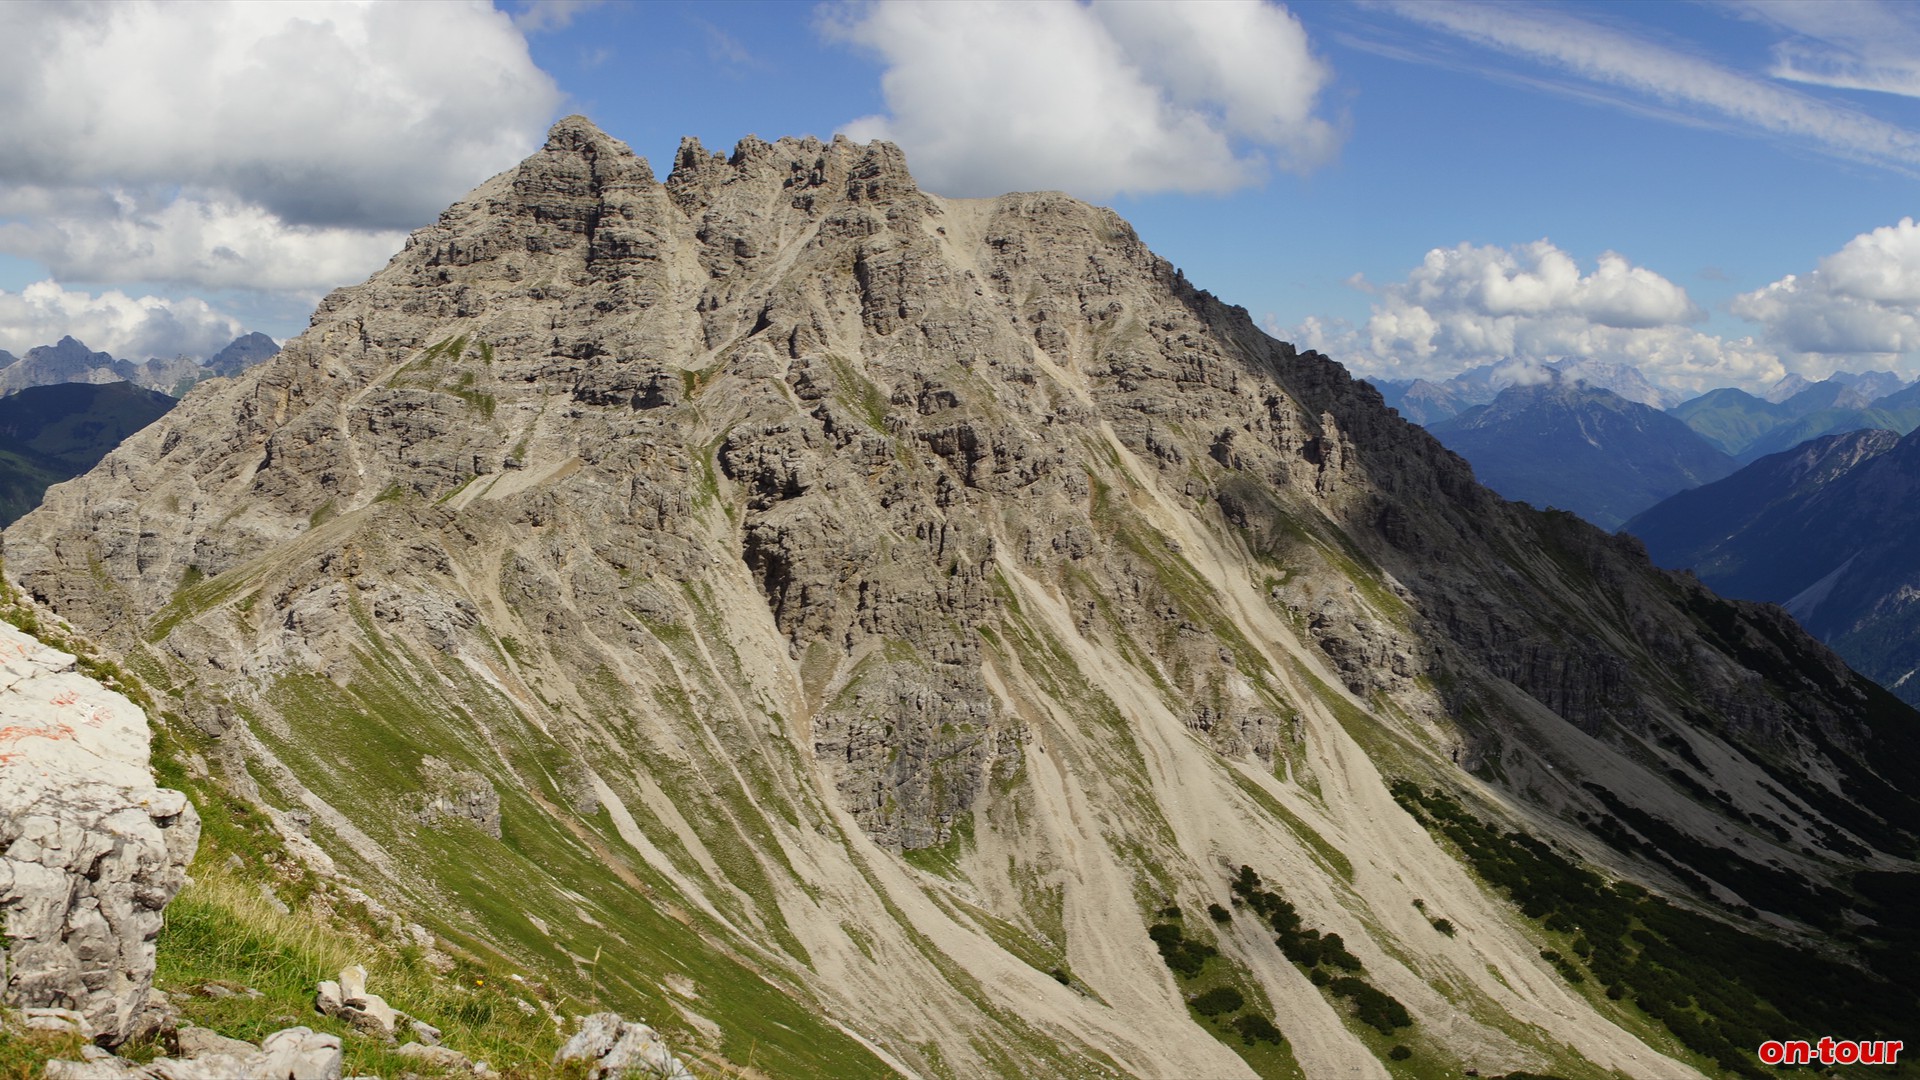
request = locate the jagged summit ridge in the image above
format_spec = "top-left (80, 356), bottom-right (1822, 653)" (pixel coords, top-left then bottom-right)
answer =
top-left (7, 115), bottom-right (1917, 1078)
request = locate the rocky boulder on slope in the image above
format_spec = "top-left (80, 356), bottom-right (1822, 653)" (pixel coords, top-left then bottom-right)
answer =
top-left (0, 620), bottom-right (199, 1045)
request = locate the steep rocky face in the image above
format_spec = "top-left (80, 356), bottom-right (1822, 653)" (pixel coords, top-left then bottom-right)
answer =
top-left (6, 117), bottom-right (1918, 1078)
top-left (0, 622), bottom-right (199, 1045)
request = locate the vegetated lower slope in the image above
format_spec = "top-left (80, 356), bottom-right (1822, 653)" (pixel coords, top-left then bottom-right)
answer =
top-left (8, 117), bottom-right (1920, 1078)
top-left (1668, 388), bottom-right (1790, 458)
top-left (1628, 426), bottom-right (1920, 707)
top-left (0, 380), bottom-right (175, 524)
top-left (1735, 403), bottom-right (1920, 463)
top-left (1428, 381), bottom-right (1737, 529)
top-left (0, 587), bottom-right (575, 1080)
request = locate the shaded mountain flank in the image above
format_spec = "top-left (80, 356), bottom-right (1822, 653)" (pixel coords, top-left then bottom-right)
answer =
top-left (1427, 380), bottom-right (1737, 529)
top-left (7, 118), bottom-right (1919, 1079)
top-left (0, 380), bottom-right (176, 524)
top-left (1629, 426), bottom-right (1920, 708)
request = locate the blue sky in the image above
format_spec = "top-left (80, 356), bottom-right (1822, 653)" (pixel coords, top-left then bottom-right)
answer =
top-left (3, 1), bottom-right (1919, 396)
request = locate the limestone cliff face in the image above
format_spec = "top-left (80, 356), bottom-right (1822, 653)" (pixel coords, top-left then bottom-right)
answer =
top-left (0, 622), bottom-right (199, 1045)
top-left (5, 117), bottom-right (1916, 1078)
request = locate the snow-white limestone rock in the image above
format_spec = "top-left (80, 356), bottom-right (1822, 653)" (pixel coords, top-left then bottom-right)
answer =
top-left (0, 621), bottom-right (199, 1045)
top-left (554, 1011), bottom-right (696, 1080)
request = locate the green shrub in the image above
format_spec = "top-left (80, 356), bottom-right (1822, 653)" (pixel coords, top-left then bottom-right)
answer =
top-left (1539, 949), bottom-right (1585, 984)
top-left (1231, 1014), bottom-right (1283, 1046)
top-left (1149, 921), bottom-right (1216, 979)
top-left (1189, 987), bottom-right (1245, 1017)
top-left (1387, 781), bottom-right (1915, 1080)
top-left (1327, 976), bottom-right (1411, 1034)
top-left (1389, 1044), bottom-right (1413, 1060)
top-left (1320, 932), bottom-right (1362, 971)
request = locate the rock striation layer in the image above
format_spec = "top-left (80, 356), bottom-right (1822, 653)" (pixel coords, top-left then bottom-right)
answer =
top-left (0, 621), bottom-right (199, 1045)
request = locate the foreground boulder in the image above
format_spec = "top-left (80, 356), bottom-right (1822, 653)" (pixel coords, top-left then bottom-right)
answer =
top-left (554, 1012), bottom-right (695, 1080)
top-left (42, 1024), bottom-right (344, 1080)
top-left (313, 964), bottom-right (418, 1042)
top-left (0, 621), bottom-right (199, 1045)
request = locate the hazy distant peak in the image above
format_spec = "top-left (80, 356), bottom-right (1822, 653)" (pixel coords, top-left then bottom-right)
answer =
top-left (1829, 369), bottom-right (1911, 402)
top-left (205, 331), bottom-right (280, 377)
top-left (1763, 372), bottom-right (1814, 403)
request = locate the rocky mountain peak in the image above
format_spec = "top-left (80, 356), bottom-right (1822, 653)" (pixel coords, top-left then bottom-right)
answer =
top-left (8, 118), bottom-right (1919, 1078)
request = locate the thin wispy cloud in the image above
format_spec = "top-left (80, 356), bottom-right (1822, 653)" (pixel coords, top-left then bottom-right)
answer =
top-left (1734, 0), bottom-right (1920, 99)
top-left (698, 19), bottom-right (761, 71)
top-left (1372, 0), bottom-right (1920, 173)
top-left (1331, 26), bottom-right (1727, 137)
top-left (511, 0), bottom-right (604, 36)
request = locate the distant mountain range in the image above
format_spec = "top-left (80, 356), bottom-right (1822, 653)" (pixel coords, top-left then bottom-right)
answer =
top-left (1760, 369), bottom-right (1909, 404)
top-left (1373, 359), bottom-right (1919, 533)
top-left (0, 331), bottom-right (278, 524)
top-left (1628, 427), bottom-right (1920, 705)
top-left (0, 331), bottom-right (279, 398)
top-left (1386, 357), bottom-right (1920, 705)
top-left (1374, 355), bottom-right (1679, 424)
top-left (1671, 374), bottom-right (1920, 461)
top-left (1426, 377), bottom-right (1736, 529)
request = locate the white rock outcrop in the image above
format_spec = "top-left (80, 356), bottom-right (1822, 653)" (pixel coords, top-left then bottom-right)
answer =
top-left (0, 621), bottom-right (200, 1044)
top-left (554, 1012), bottom-right (696, 1080)
top-left (45, 1024), bottom-right (344, 1080)
top-left (313, 964), bottom-right (403, 1040)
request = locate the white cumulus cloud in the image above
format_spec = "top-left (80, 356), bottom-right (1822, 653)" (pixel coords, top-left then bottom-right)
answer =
top-left (0, 1), bottom-right (562, 294)
top-left (1731, 217), bottom-right (1920, 357)
top-left (1306, 240), bottom-right (1787, 395)
top-left (823, 0), bottom-right (1340, 198)
top-left (0, 281), bottom-right (247, 361)
top-left (0, 188), bottom-right (407, 294)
